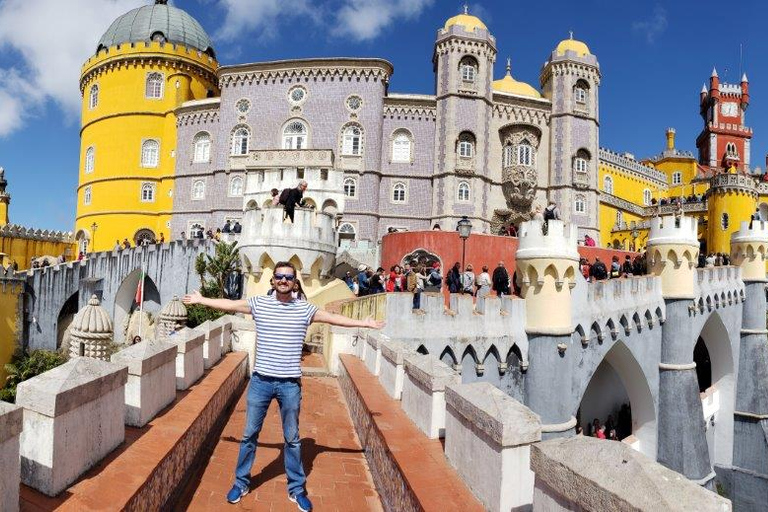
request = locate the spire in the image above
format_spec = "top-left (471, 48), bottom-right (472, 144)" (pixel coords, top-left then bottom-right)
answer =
top-left (505, 57), bottom-right (511, 76)
top-left (569, 30), bottom-right (574, 40)
top-left (701, 84), bottom-right (707, 93)
top-left (463, 2), bottom-right (469, 14)
top-left (742, 72), bottom-right (749, 83)
top-left (711, 67), bottom-right (718, 78)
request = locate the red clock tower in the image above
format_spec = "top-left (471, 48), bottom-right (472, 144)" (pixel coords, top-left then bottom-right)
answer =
top-left (696, 68), bottom-right (751, 172)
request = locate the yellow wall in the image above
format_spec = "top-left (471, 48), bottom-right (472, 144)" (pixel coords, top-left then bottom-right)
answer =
top-left (77, 42), bottom-right (218, 251)
top-left (0, 237), bottom-right (76, 269)
top-left (0, 280), bottom-right (22, 385)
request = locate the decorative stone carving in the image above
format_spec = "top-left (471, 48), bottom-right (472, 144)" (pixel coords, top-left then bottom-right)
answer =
top-left (500, 127), bottom-right (541, 209)
top-left (69, 295), bottom-right (114, 361)
top-left (157, 296), bottom-right (188, 340)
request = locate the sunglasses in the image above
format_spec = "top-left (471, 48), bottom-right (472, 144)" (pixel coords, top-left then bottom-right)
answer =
top-left (274, 273), bottom-right (296, 282)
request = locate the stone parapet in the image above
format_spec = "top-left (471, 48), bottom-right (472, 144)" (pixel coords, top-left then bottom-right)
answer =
top-left (196, 321), bottom-right (222, 370)
top-left (364, 331), bottom-right (387, 376)
top-left (173, 327), bottom-right (206, 390)
top-left (0, 402), bottom-right (22, 512)
top-left (378, 340), bottom-right (415, 400)
top-left (647, 215), bottom-right (699, 299)
top-left (402, 354), bottom-right (459, 438)
top-left (530, 437), bottom-right (731, 512)
top-left (111, 339), bottom-right (178, 427)
top-left (16, 357), bottom-right (127, 496)
top-left (730, 220), bottom-right (768, 282)
top-left (211, 316), bottom-right (233, 353)
top-left (445, 382), bottom-right (541, 512)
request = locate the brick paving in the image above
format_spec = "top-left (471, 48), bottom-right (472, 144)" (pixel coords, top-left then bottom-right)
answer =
top-left (177, 374), bottom-right (383, 512)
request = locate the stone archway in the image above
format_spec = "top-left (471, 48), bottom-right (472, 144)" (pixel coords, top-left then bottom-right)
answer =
top-left (113, 268), bottom-right (161, 343)
top-left (56, 292), bottom-right (79, 350)
top-left (696, 312), bottom-right (735, 467)
top-left (576, 340), bottom-right (657, 459)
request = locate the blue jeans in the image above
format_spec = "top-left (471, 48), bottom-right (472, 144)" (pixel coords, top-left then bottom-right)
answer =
top-left (234, 372), bottom-right (305, 496)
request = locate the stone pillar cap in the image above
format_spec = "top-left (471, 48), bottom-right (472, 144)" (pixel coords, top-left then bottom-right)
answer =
top-left (531, 437), bottom-right (731, 512)
top-left (0, 401), bottom-right (23, 443)
top-left (110, 339), bottom-right (177, 375)
top-left (404, 354), bottom-right (460, 391)
top-left (71, 294), bottom-right (113, 336)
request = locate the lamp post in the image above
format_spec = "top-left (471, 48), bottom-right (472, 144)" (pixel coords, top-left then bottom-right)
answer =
top-left (90, 222), bottom-right (98, 252)
top-left (457, 216), bottom-right (473, 281)
top-left (630, 226), bottom-right (639, 252)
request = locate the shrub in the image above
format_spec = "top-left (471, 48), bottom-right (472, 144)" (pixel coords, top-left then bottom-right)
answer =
top-left (1, 349), bottom-right (68, 403)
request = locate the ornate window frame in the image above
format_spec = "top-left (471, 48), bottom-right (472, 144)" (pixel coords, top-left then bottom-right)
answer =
top-left (193, 131), bottom-right (211, 163)
top-left (459, 56), bottom-right (478, 84)
top-left (235, 98), bottom-right (251, 115)
top-left (575, 194), bottom-right (586, 214)
top-left (228, 175), bottom-right (244, 197)
top-left (288, 85), bottom-right (308, 106)
top-left (340, 122), bottom-right (364, 156)
top-left (282, 118), bottom-right (309, 149)
top-left (89, 84), bottom-right (99, 110)
top-left (231, 125), bottom-right (250, 156)
top-left (603, 175), bottom-right (614, 194)
top-left (457, 181), bottom-right (471, 202)
top-left (392, 181), bottom-right (407, 204)
top-left (672, 171), bottom-right (682, 185)
top-left (145, 72), bottom-right (164, 100)
top-left (140, 139), bottom-right (160, 168)
top-left (83, 186), bottom-right (92, 205)
top-left (343, 177), bottom-right (357, 198)
top-left (85, 146), bottom-right (95, 174)
top-left (390, 128), bottom-right (413, 163)
top-left (345, 94), bottom-right (363, 114)
top-left (643, 189), bottom-right (652, 206)
top-left (140, 182), bottom-right (156, 203)
top-left (191, 179), bottom-right (206, 201)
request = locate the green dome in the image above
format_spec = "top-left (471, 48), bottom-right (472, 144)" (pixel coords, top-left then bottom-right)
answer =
top-left (97, 1), bottom-right (214, 56)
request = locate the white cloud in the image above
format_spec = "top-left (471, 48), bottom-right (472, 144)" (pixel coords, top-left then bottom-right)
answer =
top-left (632, 5), bottom-right (667, 44)
top-left (334, 0), bottom-right (434, 41)
top-left (214, 0), bottom-right (316, 42)
top-left (0, 0), bottom-right (143, 137)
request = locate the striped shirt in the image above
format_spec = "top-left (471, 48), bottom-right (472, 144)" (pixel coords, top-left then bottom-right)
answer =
top-left (248, 295), bottom-right (318, 378)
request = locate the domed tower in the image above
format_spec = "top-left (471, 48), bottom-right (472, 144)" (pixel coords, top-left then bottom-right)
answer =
top-left (432, 7), bottom-right (496, 231)
top-left (540, 34), bottom-right (601, 241)
top-left (77, 0), bottom-right (218, 252)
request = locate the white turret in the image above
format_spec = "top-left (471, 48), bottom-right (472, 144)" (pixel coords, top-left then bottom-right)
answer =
top-left (730, 221), bottom-right (768, 282)
top-left (647, 215), bottom-right (699, 299)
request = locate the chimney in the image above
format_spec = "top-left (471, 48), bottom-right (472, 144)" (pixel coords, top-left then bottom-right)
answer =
top-left (666, 128), bottom-right (676, 151)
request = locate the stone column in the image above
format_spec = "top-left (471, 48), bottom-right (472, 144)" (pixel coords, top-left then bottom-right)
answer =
top-left (69, 294), bottom-right (114, 361)
top-left (0, 402), bottom-right (22, 512)
top-left (731, 221), bottom-right (768, 477)
top-left (156, 295), bottom-right (187, 341)
top-left (517, 220), bottom-right (579, 437)
top-left (648, 215), bottom-right (712, 484)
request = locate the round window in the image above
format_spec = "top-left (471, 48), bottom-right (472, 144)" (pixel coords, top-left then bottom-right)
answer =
top-left (289, 86), bottom-right (307, 104)
top-left (236, 99), bottom-right (250, 114)
top-left (346, 95), bottom-right (362, 111)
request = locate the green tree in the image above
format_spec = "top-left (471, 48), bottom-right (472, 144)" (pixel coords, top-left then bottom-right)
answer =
top-left (1, 349), bottom-right (68, 403)
top-left (187, 241), bottom-right (242, 327)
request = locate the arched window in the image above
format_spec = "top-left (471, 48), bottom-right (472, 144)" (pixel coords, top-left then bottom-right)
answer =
top-left (89, 85), bottom-right (99, 109)
top-left (574, 149), bottom-right (590, 173)
top-left (341, 125), bottom-right (363, 156)
top-left (141, 140), bottom-right (159, 168)
top-left (343, 178), bottom-right (357, 198)
top-left (85, 146), bottom-right (95, 174)
top-left (672, 171), bottom-right (682, 185)
top-left (643, 189), bottom-right (652, 206)
top-left (339, 223), bottom-right (356, 243)
top-left (282, 120), bottom-right (307, 149)
top-left (392, 182), bottom-right (406, 203)
top-left (145, 72), bottom-right (164, 99)
top-left (457, 181), bottom-right (470, 202)
top-left (459, 56), bottom-right (478, 83)
top-left (457, 132), bottom-right (475, 158)
top-left (83, 186), bottom-right (92, 205)
top-left (575, 194), bottom-right (586, 213)
top-left (229, 176), bottom-right (243, 196)
top-left (721, 213), bottom-right (729, 230)
top-left (391, 130), bottom-right (412, 162)
top-left (574, 80), bottom-right (590, 105)
top-left (231, 126), bottom-right (250, 155)
top-left (603, 175), bottom-right (613, 194)
top-left (503, 144), bottom-right (514, 167)
top-left (616, 210), bottom-right (623, 225)
top-left (516, 140), bottom-right (534, 166)
top-left (192, 180), bottom-right (205, 200)
top-left (726, 143), bottom-right (738, 158)
top-left (193, 132), bottom-right (211, 163)
top-left (141, 183), bottom-right (155, 202)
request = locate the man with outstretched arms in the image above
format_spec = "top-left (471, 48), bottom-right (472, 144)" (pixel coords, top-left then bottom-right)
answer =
top-left (184, 261), bottom-right (383, 511)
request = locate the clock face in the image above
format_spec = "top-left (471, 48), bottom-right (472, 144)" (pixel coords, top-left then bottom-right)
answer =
top-left (720, 102), bottom-right (738, 117)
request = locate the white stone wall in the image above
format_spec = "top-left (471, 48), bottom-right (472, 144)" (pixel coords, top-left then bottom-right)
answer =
top-left (0, 402), bottom-right (22, 512)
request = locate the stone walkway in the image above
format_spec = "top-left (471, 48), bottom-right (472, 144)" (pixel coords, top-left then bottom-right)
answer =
top-left (177, 372), bottom-right (383, 511)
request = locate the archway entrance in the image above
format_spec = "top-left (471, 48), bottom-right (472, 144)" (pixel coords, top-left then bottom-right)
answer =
top-left (576, 341), bottom-right (656, 458)
top-left (134, 229), bottom-right (156, 246)
top-left (75, 229), bottom-right (90, 257)
top-left (56, 292), bottom-right (79, 350)
top-left (113, 269), bottom-right (161, 343)
top-left (696, 313), bottom-right (735, 467)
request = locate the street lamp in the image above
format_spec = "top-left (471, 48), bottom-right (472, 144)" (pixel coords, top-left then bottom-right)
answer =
top-left (630, 226), bottom-right (639, 252)
top-left (457, 216), bottom-right (473, 284)
top-left (90, 222), bottom-right (98, 252)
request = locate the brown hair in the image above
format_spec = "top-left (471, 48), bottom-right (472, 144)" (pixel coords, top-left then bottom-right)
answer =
top-left (274, 261), bottom-right (297, 275)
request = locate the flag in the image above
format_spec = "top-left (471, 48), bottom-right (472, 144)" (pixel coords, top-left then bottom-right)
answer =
top-left (135, 271), bottom-right (144, 306)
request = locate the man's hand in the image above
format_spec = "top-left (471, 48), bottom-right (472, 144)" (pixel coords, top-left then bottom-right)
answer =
top-left (364, 318), bottom-right (386, 330)
top-left (182, 290), bottom-right (203, 305)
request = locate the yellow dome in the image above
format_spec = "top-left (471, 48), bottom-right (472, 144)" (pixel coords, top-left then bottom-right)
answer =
top-left (444, 13), bottom-right (487, 32)
top-left (492, 61), bottom-right (541, 99)
top-left (555, 37), bottom-right (591, 57)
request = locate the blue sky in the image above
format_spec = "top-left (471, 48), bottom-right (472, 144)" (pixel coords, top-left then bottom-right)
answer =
top-left (0, 0), bottom-right (766, 231)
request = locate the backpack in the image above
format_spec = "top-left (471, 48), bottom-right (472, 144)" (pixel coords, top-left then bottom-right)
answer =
top-left (428, 270), bottom-right (442, 287)
top-left (278, 188), bottom-right (291, 205)
top-left (543, 207), bottom-right (556, 221)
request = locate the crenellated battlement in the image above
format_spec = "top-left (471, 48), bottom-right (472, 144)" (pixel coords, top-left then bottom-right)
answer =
top-left (517, 220), bottom-right (579, 261)
top-left (0, 224), bottom-right (74, 243)
top-left (648, 215), bottom-right (698, 247)
top-left (730, 221), bottom-right (768, 282)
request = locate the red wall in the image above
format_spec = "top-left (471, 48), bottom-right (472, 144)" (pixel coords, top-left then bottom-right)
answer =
top-left (381, 230), bottom-right (638, 275)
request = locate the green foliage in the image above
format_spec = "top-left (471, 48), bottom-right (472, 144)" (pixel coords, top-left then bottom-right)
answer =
top-left (186, 241), bottom-right (241, 328)
top-left (1, 349), bottom-right (68, 403)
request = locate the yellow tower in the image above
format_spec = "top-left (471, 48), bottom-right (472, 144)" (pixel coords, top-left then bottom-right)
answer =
top-left (76, 0), bottom-right (218, 252)
top-left (706, 174), bottom-right (757, 255)
top-left (0, 168), bottom-right (10, 226)
top-left (647, 215), bottom-right (699, 299)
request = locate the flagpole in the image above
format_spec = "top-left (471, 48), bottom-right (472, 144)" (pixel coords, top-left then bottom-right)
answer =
top-left (138, 257), bottom-right (145, 340)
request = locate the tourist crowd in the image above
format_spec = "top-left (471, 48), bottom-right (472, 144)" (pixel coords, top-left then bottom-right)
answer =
top-left (576, 404), bottom-right (632, 442)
